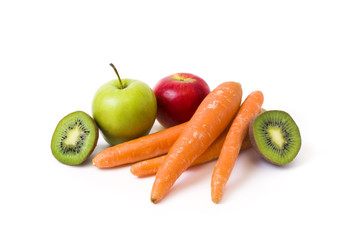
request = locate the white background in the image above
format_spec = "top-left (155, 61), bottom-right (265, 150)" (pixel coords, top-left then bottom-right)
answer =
top-left (1, 0), bottom-right (359, 239)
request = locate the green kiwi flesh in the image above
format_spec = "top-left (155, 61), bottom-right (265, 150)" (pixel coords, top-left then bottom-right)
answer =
top-left (249, 110), bottom-right (301, 165)
top-left (51, 111), bottom-right (99, 165)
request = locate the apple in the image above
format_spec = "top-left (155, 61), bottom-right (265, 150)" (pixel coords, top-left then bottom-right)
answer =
top-left (92, 64), bottom-right (157, 145)
top-left (154, 73), bottom-right (210, 128)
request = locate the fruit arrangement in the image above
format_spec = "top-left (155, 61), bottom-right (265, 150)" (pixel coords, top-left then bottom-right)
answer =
top-left (51, 63), bottom-right (301, 204)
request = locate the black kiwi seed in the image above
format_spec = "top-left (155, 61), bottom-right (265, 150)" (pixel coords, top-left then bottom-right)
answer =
top-left (51, 111), bottom-right (99, 165)
top-left (249, 110), bottom-right (301, 166)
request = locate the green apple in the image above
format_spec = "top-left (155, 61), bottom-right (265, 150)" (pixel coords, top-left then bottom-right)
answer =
top-left (92, 64), bottom-right (157, 145)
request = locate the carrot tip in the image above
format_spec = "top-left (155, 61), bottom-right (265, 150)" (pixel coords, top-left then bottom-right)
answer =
top-left (151, 197), bottom-right (159, 204)
top-left (211, 196), bottom-right (222, 204)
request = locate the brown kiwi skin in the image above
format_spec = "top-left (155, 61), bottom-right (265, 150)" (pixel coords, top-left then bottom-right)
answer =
top-left (52, 111), bottom-right (99, 165)
top-left (248, 113), bottom-right (283, 166)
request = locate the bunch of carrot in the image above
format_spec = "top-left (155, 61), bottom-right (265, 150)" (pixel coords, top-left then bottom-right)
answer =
top-left (92, 81), bottom-right (264, 204)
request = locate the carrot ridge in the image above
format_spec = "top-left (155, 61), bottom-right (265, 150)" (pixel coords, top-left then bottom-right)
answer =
top-left (211, 91), bottom-right (264, 203)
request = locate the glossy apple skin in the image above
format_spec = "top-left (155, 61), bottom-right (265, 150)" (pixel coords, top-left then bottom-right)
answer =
top-left (92, 79), bottom-right (157, 145)
top-left (154, 73), bottom-right (210, 128)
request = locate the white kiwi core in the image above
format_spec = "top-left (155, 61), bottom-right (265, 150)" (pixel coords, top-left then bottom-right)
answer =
top-left (268, 127), bottom-right (286, 149)
top-left (64, 126), bottom-right (82, 146)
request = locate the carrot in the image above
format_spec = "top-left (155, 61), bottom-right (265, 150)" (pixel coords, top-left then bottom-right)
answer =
top-left (211, 91), bottom-right (264, 203)
top-left (130, 131), bottom-right (252, 177)
top-left (92, 122), bottom-right (186, 168)
top-left (151, 82), bottom-right (243, 203)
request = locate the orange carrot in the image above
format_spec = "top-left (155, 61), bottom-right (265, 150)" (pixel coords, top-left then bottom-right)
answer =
top-left (211, 91), bottom-right (264, 203)
top-left (130, 132), bottom-right (252, 177)
top-left (151, 82), bottom-right (243, 203)
top-left (92, 122), bottom-right (186, 168)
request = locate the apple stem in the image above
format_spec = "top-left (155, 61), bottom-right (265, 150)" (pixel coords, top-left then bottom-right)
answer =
top-left (110, 63), bottom-right (124, 89)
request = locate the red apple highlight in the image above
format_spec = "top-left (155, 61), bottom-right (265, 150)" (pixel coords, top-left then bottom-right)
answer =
top-left (154, 73), bottom-right (210, 128)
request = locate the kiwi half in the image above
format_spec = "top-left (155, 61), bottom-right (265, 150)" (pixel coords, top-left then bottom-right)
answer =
top-left (249, 110), bottom-right (301, 166)
top-left (51, 111), bottom-right (99, 165)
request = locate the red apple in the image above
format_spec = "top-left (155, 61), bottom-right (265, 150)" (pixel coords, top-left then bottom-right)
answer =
top-left (154, 73), bottom-right (210, 128)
